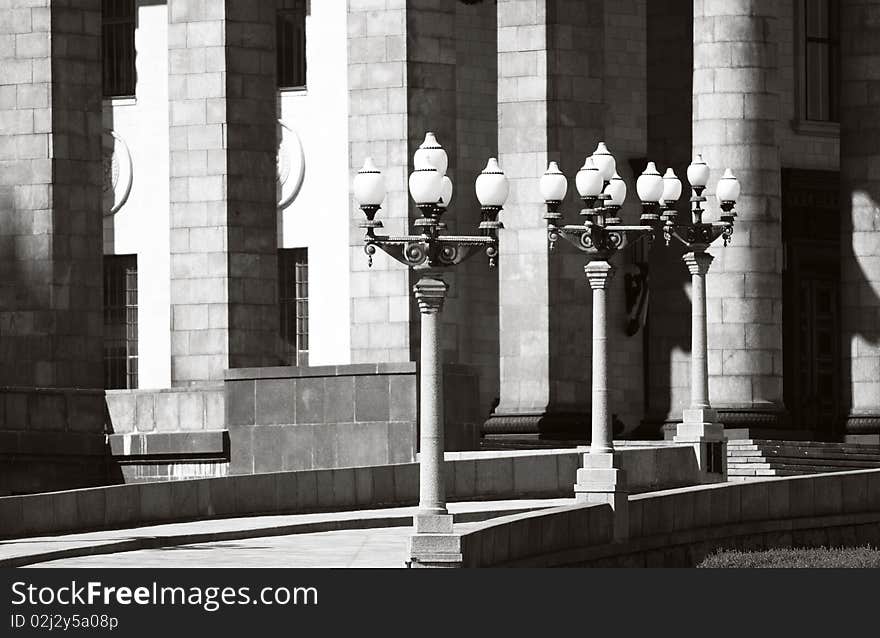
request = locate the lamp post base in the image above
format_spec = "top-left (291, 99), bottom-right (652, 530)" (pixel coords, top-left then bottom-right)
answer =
top-left (406, 520), bottom-right (462, 568)
top-left (574, 452), bottom-right (628, 542)
top-left (406, 513), bottom-right (460, 568)
top-left (674, 409), bottom-right (727, 483)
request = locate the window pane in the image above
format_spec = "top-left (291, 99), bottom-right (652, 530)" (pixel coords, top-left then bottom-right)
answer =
top-left (806, 42), bottom-right (829, 121)
top-left (104, 255), bottom-right (139, 390)
top-left (278, 248), bottom-right (309, 366)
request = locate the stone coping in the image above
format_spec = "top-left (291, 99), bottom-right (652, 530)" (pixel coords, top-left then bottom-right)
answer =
top-left (0, 446), bottom-right (702, 540)
top-left (442, 444), bottom-right (689, 461)
top-left (224, 363), bottom-right (418, 381)
top-left (223, 362), bottom-right (479, 381)
top-left (455, 469), bottom-right (880, 567)
top-left (105, 384), bottom-right (224, 396)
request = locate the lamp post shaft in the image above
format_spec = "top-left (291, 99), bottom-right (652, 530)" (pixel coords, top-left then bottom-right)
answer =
top-left (413, 275), bottom-right (449, 516)
top-left (684, 251), bottom-right (714, 410)
top-left (585, 261), bottom-right (615, 454)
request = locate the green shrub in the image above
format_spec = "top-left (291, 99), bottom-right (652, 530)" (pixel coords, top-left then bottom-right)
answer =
top-left (698, 546), bottom-right (880, 568)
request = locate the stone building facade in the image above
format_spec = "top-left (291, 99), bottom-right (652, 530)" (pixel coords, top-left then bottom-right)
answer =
top-left (1, 0), bottom-right (878, 495)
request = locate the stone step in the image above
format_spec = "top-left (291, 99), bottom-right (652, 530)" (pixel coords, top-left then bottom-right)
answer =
top-left (727, 470), bottom-right (806, 478)
top-left (728, 449), bottom-right (880, 463)
top-left (728, 462), bottom-right (873, 474)
top-left (728, 456), bottom-right (880, 468)
top-left (727, 439), bottom-right (880, 455)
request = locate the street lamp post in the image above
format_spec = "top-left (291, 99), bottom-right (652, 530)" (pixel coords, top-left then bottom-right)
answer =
top-left (660, 157), bottom-right (740, 481)
top-left (540, 144), bottom-right (742, 525)
top-left (354, 133), bottom-right (509, 566)
top-left (540, 144), bottom-right (662, 532)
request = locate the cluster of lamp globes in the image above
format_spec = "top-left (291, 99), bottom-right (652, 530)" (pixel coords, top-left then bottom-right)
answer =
top-left (539, 142), bottom-right (742, 214)
top-left (353, 133), bottom-right (511, 213)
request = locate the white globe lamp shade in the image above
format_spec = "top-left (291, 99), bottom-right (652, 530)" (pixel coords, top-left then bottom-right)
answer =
top-left (717, 168), bottom-right (742, 203)
top-left (591, 142), bottom-right (617, 183)
top-left (438, 175), bottom-right (454, 209)
top-left (476, 158), bottom-right (509, 208)
top-left (408, 166), bottom-right (443, 205)
top-left (576, 158), bottom-right (604, 198)
top-left (688, 154), bottom-right (710, 189)
top-left (604, 172), bottom-right (627, 207)
top-left (662, 168), bottom-right (683, 205)
top-left (414, 132), bottom-right (448, 177)
top-left (540, 161), bottom-right (568, 202)
top-left (354, 157), bottom-right (386, 207)
top-left (636, 161), bottom-right (664, 204)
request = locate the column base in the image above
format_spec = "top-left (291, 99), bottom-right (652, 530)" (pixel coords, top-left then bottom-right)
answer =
top-left (414, 512), bottom-right (454, 534)
top-left (844, 412), bottom-right (880, 437)
top-left (573, 453), bottom-right (628, 542)
top-left (407, 514), bottom-right (461, 568)
top-left (482, 409), bottom-right (591, 441)
top-left (674, 409), bottom-right (727, 483)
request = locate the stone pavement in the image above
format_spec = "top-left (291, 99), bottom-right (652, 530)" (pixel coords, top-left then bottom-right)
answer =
top-left (3, 499), bottom-right (573, 569)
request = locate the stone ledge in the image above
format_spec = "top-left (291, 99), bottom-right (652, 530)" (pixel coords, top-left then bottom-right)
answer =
top-left (108, 430), bottom-right (229, 458)
top-left (224, 362), bottom-right (418, 381)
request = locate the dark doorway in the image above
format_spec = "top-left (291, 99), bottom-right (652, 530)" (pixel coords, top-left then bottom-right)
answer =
top-left (782, 169), bottom-right (841, 438)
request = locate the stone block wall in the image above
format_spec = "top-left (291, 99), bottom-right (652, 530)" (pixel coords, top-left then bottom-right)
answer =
top-left (348, 1), bottom-right (500, 422)
top-left (168, 0), bottom-right (280, 385)
top-left (225, 363), bottom-right (482, 475)
top-left (490, 0), bottom-right (648, 438)
top-left (0, 388), bottom-right (107, 496)
top-left (348, 0), bottom-right (414, 365)
top-left (0, 0), bottom-right (104, 389)
top-left (105, 386), bottom-right (228, 483)
top-left (0, 1), bottom-right (106, 495)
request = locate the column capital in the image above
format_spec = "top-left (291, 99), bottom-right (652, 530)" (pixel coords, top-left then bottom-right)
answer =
top-left (413, 275), bottom-right (448, 314)
top-left (683, 251), bottom-right (714, 277)
top-left (584, 260), bottom-right (615, 290)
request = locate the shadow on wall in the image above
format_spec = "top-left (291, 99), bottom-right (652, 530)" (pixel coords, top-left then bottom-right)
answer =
top-left (842, 189), bottom-right (880, 438)
top-left (639, 0), bottom-right (695, 439)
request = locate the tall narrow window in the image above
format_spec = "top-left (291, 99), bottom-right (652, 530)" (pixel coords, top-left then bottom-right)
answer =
top-left (277, 3), bottom-right (307, 89)
top-left (279, 248), bottom-right (309, 366)
top-left (104, 255), bottom-right (139, 390)
top-left (102, 0), bottom-right (137, 98)
top-left (804, 0), bottom-right (840, 122)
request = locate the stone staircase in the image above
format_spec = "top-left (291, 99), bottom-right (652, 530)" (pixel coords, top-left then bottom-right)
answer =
top-left (727, 440), bottom-right (880, 480)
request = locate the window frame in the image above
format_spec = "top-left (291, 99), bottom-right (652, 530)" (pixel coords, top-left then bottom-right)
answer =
top-left (794, 0), bottom-right (841, 136)
top-left (278, 248), bottom-right (309, 367)
top-left (102, 0), bottom-right (138, 99)
top-left (103, 254), bottom-right (139, 391)
top-left (277, 2), bottom-right (308, 92)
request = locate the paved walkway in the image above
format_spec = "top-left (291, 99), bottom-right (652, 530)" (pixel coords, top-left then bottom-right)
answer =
top-left (3, 499), bottom-right (573, 569)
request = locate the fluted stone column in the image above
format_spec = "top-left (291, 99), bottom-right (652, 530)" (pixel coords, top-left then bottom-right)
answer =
top-left (574, 261), bottom-right (627, 540)
top-left (675, 251), bottom-right (726, 482)
top-left (840, 0), bottom-right (880, 441)
top-left (407, 274), bottom-right (463, 568)
top-left (412, 275), bottom-right (451, 529)
top-left (586, 261), bottom-right (615, 455)
top-left (692, 0), bottom-right (787, 432)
